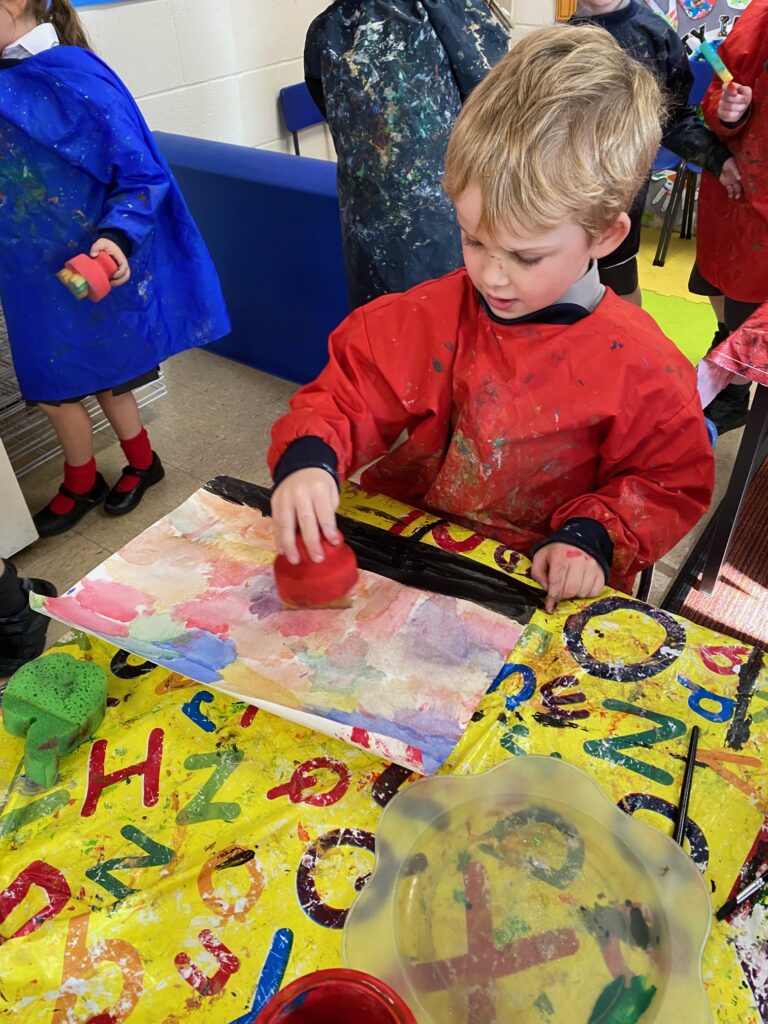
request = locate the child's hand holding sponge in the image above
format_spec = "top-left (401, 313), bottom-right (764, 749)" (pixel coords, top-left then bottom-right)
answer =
top-left (274, 534), bottom-right (358, 610)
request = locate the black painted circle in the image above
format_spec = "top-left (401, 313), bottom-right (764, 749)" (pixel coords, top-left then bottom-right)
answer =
top-left (619, 792), bottom-right (709, 871)
top-left (110, 649), bottom-right (158, 679)
top-left (564, 597), bottom-right (686, 682)
top-left (296, 828), bottom-right (376, 929)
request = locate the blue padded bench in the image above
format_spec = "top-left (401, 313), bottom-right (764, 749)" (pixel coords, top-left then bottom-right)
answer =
top-left (154, 132), bottom-right (348, 384)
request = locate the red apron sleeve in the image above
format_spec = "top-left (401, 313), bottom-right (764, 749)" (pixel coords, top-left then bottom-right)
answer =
top-left (548, 395), bottom-right (715, 582)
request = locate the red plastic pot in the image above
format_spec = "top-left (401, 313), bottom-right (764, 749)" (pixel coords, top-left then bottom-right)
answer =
top-left (255, 968), bottom-right (417, 1024)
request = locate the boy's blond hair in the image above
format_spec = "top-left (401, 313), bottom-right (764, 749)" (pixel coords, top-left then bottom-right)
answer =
top-left (444, 24), bottom-right (663, 240)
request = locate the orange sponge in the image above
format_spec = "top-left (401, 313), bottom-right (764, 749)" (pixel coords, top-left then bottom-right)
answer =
top-left (273, 535), bottom-right (358, 610)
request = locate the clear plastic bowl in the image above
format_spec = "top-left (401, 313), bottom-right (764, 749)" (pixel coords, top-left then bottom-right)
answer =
top-left (344, 756), bottom-right (712, 1023)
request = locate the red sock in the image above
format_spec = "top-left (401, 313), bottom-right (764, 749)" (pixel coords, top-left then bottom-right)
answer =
top-left (49, 457), bottom-right (97, 515)
top-left (117, 428), bottom-right (153, 492)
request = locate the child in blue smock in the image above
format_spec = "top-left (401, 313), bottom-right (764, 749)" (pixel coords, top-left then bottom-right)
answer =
top-left (0, 0), bottom-right (230, 536)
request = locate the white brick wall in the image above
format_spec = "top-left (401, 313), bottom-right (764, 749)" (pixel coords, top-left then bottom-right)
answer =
top-left (81, 0), bottom-right (335, 159)
top-left (509, 0), bottom-right (556, 45)
top-left (79, 0), bottom-right (555, 156)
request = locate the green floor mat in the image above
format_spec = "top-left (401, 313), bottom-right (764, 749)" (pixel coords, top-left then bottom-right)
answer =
top-left (641, 289), bottom-right (715, 365)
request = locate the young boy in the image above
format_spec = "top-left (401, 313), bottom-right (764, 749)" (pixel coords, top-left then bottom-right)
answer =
top-left (571, 0), bottom-right (741, 306)
top-left (268, 25), bottom-right (714, 613)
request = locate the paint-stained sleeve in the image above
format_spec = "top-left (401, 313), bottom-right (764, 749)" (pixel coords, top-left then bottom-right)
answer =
top-left (421, 0), bottom-right (509, 100)
top-left (660, 32), bottom-right (731, 176)
top-left (701, 1), bottom-right (768, 139)
top-left (87, 102), bottom-right (170, 250)
top-left (2, 60), bottom-right (170, 249)
top-left (268, 304), bottom-right (438, 482)
top-left (96, 149), bottom-right (170, 250)
top-left (547, 393), bottom-right (715, 585)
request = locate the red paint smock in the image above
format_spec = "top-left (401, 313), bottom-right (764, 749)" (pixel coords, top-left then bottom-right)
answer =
top-left (269, 270), bottom-right (714, 592)
top-left (696, 0), bottom-right (768, 304)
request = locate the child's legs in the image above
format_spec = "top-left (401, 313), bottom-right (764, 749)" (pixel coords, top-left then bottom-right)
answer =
top-left (597, 256), bottom-right (641, 306)
top-left (620, 286), bottom-right (642, 308)
top-left (724, 297), bottom-right (761, 336)
top-left (689, 263), bottom-right (725, 328)
top-left (0, 558), bottom-right (24, 616)
top-left (709, 294), bottom-right (725, 324)
top-left (96, 389), bottom-right (143, 441)
top-left (97, 389), bottom-right (157, 497)
top-left (38, 401), bottom-right (94, 466)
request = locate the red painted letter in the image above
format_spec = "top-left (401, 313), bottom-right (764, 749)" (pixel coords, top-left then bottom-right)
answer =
top-left (174, 929), bottom-right (240, 995)
top-left (0, 861), bottom-right (70, 942)
top-left (81, 728), bottom-right (164, 817)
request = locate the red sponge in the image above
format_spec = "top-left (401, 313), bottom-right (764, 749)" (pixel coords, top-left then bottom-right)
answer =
top-left (56, 252), bottom-right (117, 302)
top-left (273, 535), bottom-right (359, 610)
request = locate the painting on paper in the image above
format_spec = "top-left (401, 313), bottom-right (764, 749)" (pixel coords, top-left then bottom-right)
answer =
top-left (34, 483), bottom-right (524, 773)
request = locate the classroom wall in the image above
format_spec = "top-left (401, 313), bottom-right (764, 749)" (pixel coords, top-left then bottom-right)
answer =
top-left (670, 0), bottom-right (749, 53)
top-left (80, 0), bottom-right (337, 160)
top-left (79, 1), bottom-right (551, 157)
top-left (512, 0), bottom-right (557, 43)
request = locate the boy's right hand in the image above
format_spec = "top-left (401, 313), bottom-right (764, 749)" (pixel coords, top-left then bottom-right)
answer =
top-left (718, 83), bottom-right (752, 125)
top-left (91, 238), bottom-right (130, 285)
top-left (271, 468), bottom-right (341, 565)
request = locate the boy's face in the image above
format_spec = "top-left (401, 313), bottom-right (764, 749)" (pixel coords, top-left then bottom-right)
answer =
top-left (455, 185), bottom-right (607, 319)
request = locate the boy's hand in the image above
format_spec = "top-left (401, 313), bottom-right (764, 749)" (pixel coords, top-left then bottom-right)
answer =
top-left (91, 238), bottom-right (130, 285)
top-left (718, 83), bottom-right (752, 126)
top-left (719, 157), bottom-right (742, 200)
top-left (531, 543), bottom-right (604, 615)
top-left (271, 468), bottom-right (341, 565)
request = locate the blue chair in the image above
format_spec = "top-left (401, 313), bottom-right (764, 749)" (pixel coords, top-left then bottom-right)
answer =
top-left (154, 132), bottom-right (348, 385)
top-left (279, 83), bottom-right (325, 156)
top-left (652, 57), bottom-right (715, 267)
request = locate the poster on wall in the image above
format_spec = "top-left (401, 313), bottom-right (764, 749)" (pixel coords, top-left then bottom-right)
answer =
top-left (643, 0), bottom-right (751, 52)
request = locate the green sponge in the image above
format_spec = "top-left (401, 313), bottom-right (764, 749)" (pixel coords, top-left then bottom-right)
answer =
top-left (3, 653), bottom-right (107, 787)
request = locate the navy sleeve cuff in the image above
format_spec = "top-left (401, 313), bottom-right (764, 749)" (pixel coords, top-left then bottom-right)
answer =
top-left (272, 436), bottom-right (339, 489)
top-left (708, 141), bottom-right (731, 177)
top-left (97, 228), bottom-right (134, 258)
top-left (532, 517), bottom-right (613, 582)
top-left (719, 105), bottom-right (752, 131)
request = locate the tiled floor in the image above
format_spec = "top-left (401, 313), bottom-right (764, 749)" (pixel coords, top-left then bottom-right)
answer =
top-left (649, 426), bottom-right (743, 605)
top-left (8, 348), bottom-right (297, 647)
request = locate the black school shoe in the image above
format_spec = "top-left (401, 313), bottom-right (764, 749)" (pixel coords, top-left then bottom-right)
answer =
top-left (104, 452), bottom-right (165, 516)
top-left (704, 383), bottom-right (751, 436)
top-left (33, 473), bottom-right (109, 537)
top-left (0, 562), bottom-right (58, 678)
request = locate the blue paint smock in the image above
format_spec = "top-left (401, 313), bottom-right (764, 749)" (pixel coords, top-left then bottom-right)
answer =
top-left (0, 46), bottom-right (230, 402)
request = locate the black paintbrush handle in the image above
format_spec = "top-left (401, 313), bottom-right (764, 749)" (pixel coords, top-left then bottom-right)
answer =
top-left (673, 726), bottom-right (700, 846)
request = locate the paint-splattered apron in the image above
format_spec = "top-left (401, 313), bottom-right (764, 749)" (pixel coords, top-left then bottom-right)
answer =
top-left (0, 47), bottom-right (229, 402)
top-left (305, 1), bottom-right (508, 308)
top-left (696, 0), bottom-right (768, 303)
top-left (269, 270), bottom-right (715, 589)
